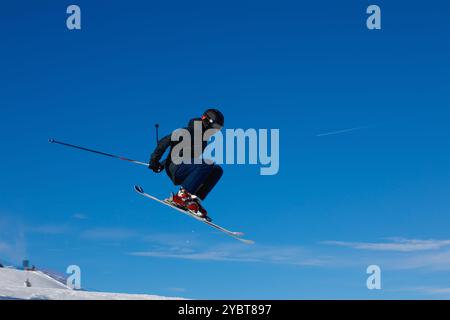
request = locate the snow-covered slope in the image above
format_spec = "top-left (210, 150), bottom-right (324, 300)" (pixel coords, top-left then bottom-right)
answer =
top-left (0, 267), bottom-right (183, 300)
top-left (0, 267), bottom-right (68, 289)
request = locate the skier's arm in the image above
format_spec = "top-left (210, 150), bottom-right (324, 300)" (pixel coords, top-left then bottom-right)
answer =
top-left (150, 134), bottom-right (172, 164)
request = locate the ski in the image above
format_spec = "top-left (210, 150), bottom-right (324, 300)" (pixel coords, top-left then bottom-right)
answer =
top-left (134, 185), bottom-right (254, 244)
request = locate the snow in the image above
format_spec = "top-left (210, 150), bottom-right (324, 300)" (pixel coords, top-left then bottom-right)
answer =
top-left (0, 267), bottom-right (183, 300)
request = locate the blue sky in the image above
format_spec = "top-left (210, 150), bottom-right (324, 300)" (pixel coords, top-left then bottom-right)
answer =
top-left (1, 0), bottom-right (450, 299)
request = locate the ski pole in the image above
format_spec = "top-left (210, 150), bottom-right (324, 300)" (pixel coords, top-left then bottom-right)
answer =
top-left (49, 138), bottom-right (149, 167)
top-left (155, 124), bottom-right (160, 144)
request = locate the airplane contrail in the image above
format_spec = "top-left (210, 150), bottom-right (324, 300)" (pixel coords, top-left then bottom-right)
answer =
top-left (316, 125), bottom-right (371, 137)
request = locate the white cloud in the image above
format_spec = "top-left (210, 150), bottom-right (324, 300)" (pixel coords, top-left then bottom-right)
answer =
top-left (320, 238), bottom-right (450, 271)
top-left (394, 286), bottom-right (450, 298)
top-left (72, 213), bottom-right (88, 220)
top-left (27, 225), bottom-right (69, 235)
top-left (82, 228), bottom-right (138, 240)
top-left (142, 232), bottom-right (199, 246)
top-left (130, 243), bottom-right (328, 266)
top-left (416, 287), bottom-right (450, 294)
top-left (394, 249), bottom-right (450, 270)
top-left (322, 238), bottom-right (450, 252)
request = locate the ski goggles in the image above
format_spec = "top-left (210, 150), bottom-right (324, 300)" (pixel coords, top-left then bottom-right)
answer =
top-left (202, 115), bottom-right (222, 129)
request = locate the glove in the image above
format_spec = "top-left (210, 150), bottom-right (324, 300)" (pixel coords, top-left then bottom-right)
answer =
top-left (149, 159), bottom-right (164, 173)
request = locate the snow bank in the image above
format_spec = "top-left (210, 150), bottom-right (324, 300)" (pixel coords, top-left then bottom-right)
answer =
top-left (0, 267), bottom-right (183, 300)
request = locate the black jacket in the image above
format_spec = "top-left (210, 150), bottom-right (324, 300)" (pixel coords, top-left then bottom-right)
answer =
top-left (150, 118), bottom-right (207, 184)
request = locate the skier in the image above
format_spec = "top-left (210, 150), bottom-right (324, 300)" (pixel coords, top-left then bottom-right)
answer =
top-left (50, 110), bottom-right (254, 242)
top-left (148, 109), bottom-right (225, 219)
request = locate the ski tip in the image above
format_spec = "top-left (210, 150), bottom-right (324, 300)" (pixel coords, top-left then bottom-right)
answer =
top-left (134, 185), bottom-right (144, 193)
top-left (240, 239), bottom-right (255, 245)
top-left (48, 138), bottom-right (55, 143)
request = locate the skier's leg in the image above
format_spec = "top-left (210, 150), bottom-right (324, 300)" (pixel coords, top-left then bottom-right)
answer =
top-left (178, 163), bottom-right (215, 196)
top-left (171, 163), bottom-right (222, 218)
top-left (172, 163), bottom-right (194, 185)
top-left (193, 165), bottom-right (223, 200)
top-left (170, 163), bottom-right (202, 212)
top-left (175, 163), bottom-right (223, 199)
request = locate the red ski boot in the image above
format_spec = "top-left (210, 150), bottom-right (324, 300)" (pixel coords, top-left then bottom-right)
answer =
top-left (170, 188), bottom-right (210, 220)
top-left (190, 195), bottom-right (208, 218)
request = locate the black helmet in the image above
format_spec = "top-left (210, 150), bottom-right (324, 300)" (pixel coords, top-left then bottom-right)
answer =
top-left (202, 108), bottom-right (224, 129)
